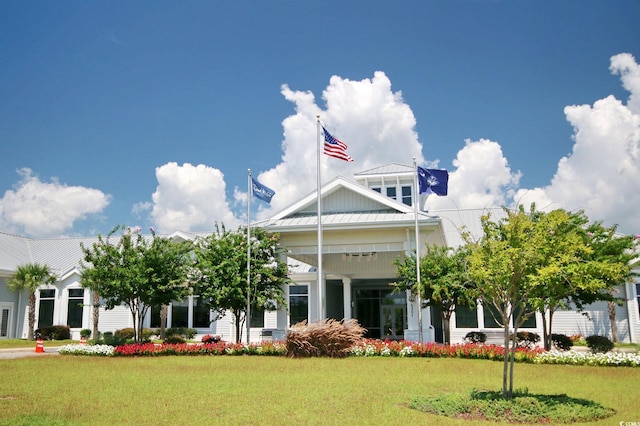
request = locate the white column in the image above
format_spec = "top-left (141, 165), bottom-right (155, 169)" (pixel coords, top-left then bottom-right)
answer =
top-left (342, 278), bottom-right (352, 320)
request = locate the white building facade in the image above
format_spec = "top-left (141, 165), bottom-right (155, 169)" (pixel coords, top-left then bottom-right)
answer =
top-left (1, 164), bottom-right (639, 344)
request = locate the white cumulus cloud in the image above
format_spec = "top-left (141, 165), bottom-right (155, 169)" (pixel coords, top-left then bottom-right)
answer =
top-left (251, 71), bottom-right (426, 216)
top-left (515, 53), bottom-right (640, 234)
top-left (427, 138), bottom-right (521, 212)
top-left (0, 168), bottom-right (111, 237)
top-left (148, 162), bottom-right (241, 233)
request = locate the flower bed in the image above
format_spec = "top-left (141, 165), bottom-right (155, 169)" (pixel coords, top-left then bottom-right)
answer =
top-left (55, 339), bottom-right (639, 367)
top-left (349, 339), bottom-right (543, 362)
top-left (57, 344), bottom-right (115, 356)
top-left (533, 350), bottom-right (640, 367)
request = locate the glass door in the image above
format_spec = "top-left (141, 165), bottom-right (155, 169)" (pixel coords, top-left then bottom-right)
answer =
top-left (381, 305), bottom-right (405, 340)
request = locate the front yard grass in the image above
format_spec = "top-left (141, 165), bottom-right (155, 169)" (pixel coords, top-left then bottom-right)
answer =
top-left (1, 356), bottom-right (638, 425)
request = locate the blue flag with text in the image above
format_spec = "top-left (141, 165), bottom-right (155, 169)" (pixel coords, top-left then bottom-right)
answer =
top-left (251, 178), bottom-right (275, 203)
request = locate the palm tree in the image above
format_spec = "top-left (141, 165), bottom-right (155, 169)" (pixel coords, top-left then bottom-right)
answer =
top-left (8, 263), bottom-right (57, 340)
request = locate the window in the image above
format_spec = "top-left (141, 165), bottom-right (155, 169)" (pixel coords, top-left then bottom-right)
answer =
top-left (455, 305), bottom-right (478, 328)
top-left (171, 300), bottom-right (189, 328)
top-left (38, 289), bottom-right (55, 328)
top-left (289, 285), bottom-right (308, 327)
top-left (401, 186), bottom-right (412, 206)
top-left (150, 305), bottom-right (163, 328)
top-left (66, 288), bottom-right (84, 328)
top-left (636, 283), bottom-right (640, 319)
top-left (514, 305), bottom-right (537, 328)
top-left (192, 297), bottom-right (211, 328)
top-left (386, 187), bottom-right (397, 200)
top-left (371, 187), bottom-right (381, 193)
top-left (483, 304), bottom-right (502, 328)
top-left (250, 306), bottom-right (265, 328)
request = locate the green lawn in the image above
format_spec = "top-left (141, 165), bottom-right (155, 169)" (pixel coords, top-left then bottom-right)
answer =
top-left (1, 355), bottom-right (638, 425)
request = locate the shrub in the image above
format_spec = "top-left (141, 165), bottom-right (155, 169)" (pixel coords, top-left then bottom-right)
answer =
top-left (511, 332), bottom-right (540, 349)
top-left (585, 335), bottom-right (614, 353)
top-left (164, 335), bottom-right (186, 344)
top-left (551, 333), bottom-right (573, 351)
top-left (101, 331), bottom-right (127, 347)
top-left (80, 329), bottom-right (92, 339)
top-left (114, 328), bottom-right (135, 339)
top-left (37, 325), bottom-right (71, 340)
top-left (286, 319), bottom-right (366, 358)
top-left (201, 334), bottom-right (221, 344)
top-left (166, 327), bottom-right (197, 340)
top-left (464, 331), bottom-right (487, 344)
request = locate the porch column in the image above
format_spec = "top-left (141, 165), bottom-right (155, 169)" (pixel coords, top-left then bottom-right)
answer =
top-left (342, 278), bottom-right (352, 320)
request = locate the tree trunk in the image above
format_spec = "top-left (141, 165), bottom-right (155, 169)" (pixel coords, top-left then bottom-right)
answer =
top-left (508, 330), bottom-right (517, 398)
top-left (608, 301), bottom-right (619, 343)
top-left (28, 291), bottom-right (36, 341)
top-left (92, 291), bottom-right (100, 340)
top-left (442, 312), bottom-right (451, 345)
top-left (233, 309), bottom-right (243, 343)
top-left (160, 305), bottom-right (167, 340)
top-left (502, 325), bottom-right (510, 398)
top-left (547, 310), bottom-right (555, 349)
top-left (541, 311), bottom-right (550, 350)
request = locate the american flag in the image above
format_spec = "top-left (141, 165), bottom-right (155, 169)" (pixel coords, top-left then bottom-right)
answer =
top-left (322, 126), bottom-right (353, 162)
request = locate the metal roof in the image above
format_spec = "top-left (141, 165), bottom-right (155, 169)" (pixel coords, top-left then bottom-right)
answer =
top-left (354, 163), bottom-right (413, 176)
top-left (264, 211), bottom-right (438, 232)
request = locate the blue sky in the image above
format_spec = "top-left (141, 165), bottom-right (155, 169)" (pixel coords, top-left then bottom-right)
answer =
top-left (1, 1), bottom-right (639, 238)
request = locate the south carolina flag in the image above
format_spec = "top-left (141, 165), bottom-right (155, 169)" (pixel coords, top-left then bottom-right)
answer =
top-left (417, 167), bottom-right (448, 196)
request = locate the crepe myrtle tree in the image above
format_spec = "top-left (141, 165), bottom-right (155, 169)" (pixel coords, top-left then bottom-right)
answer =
top-left (190, 224), bottom-right (289, 343)
top-left (392, 244), bottom-right (474, 345)
top-left (466, 206), bottom-right (547, 399)
top-left (8, 263), bottom-right (57, 340)
top-left (580, 222), bottom-right (639, 343)
top-left (80, 225), bottom-right (193, 342)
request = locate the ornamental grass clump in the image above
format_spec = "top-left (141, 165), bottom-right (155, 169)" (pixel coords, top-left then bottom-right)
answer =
top-left (285, 318), bottom-right (366, 358)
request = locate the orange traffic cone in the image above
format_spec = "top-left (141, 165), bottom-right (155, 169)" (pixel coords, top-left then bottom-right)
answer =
top-left (35, 338), bottom-right (44, 353)
top-left (80, 337), bottom-right (87, 345)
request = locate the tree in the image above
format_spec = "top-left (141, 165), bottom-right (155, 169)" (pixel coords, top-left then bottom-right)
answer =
top-left (581, 222), bottom-right (639, 343)
top-left (8, 263), bottom-right (57, 340)
top-left (527, 211), bottom-right (636, 349)
top-left (466, 206), bottom-right (544, 398)
top-left (392, 244), bottom-right (474, 344)
top-left (467, 205), bottom-right (635, 397)
top-left (526, 209), bottom-right (594, 350)
top-left (191, 224), bottom-right (289, 343)
top-left (80, 226), bottom-right (193, 342)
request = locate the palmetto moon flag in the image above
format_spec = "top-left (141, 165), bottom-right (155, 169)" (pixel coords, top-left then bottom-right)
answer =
top-left (251, 177), bottom-right (275, 203)
top-left (417, 167), bottom-right (448, 196)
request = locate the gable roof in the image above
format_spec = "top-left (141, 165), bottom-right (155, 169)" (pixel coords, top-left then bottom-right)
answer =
top-left (260, 175), bottom-right (439, 232)
top-left (269, 176), bottom-right (414, 222)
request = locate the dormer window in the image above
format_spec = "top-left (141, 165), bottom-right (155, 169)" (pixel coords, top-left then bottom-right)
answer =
top-left (386, 187), bottom-right (396, 199)
top-left (402, 186), bottom-right (412, 206)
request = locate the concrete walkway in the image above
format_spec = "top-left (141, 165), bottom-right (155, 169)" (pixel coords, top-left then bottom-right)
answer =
top-left (0, 346), bottom-right (61, 359)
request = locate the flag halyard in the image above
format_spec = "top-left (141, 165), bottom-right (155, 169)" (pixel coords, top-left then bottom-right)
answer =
top-left (322, 126), bottom-right (353, 162)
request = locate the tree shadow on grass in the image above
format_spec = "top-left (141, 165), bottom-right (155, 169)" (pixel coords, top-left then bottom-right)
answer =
top-left (410, 388), bottom-right (616, 423)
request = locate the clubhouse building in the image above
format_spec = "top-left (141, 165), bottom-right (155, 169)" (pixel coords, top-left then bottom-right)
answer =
top-left (1, 164), bottom-right (639, 345)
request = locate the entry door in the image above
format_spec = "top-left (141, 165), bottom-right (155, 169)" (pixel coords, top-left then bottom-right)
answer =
top-left (0, 305), bottom-right (11, 339)
top-left (381, 305), bottom-right (406, 340)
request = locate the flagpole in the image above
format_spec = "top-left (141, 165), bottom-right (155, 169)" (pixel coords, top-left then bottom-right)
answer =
top-left (316, 116), bottom-right (324, 322)
top-left (413, 157), bottom-right (423, 343)
top-left (246, 169), bottom-right (252, 344)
